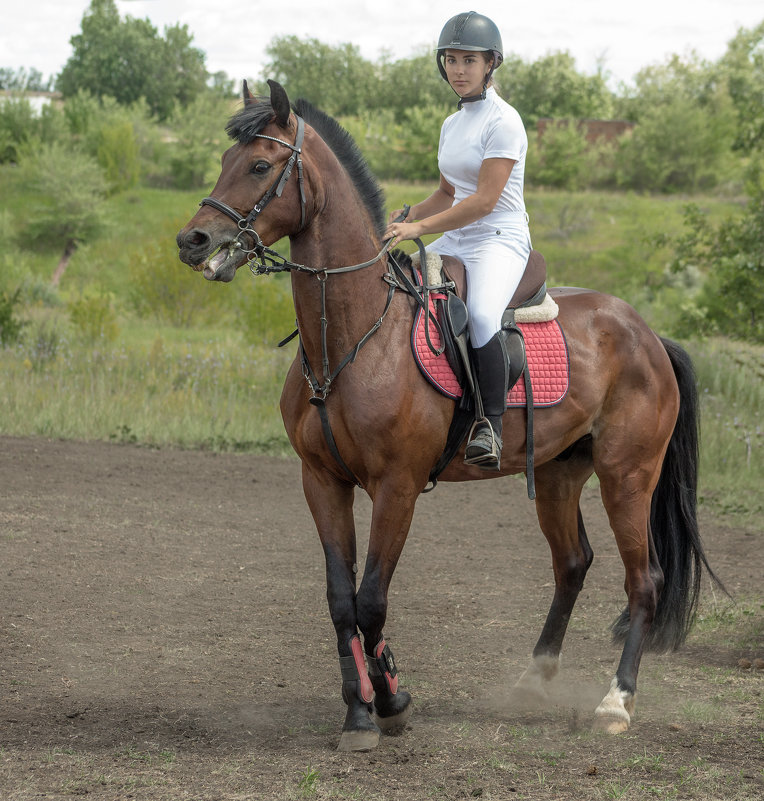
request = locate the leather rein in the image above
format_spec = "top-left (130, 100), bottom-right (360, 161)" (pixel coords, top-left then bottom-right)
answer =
top-left (197, 114), bottom-right (451, 487)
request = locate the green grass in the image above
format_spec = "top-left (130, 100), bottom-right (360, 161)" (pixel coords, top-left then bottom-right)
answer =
top-left (0, 171), bottom-right (761, 523)
top-left (0, 322), bottom-right (294, 453)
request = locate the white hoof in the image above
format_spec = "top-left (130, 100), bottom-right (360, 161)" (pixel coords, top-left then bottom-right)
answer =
top-left (593, 677), bottom-right (635, 734)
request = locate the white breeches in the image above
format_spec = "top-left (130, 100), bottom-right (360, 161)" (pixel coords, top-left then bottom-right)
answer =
top-left (426, 220), bottom-right (532, 348)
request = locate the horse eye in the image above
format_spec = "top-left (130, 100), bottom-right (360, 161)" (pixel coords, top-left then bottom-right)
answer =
top-left (252, 160), bottom-right (271, 175)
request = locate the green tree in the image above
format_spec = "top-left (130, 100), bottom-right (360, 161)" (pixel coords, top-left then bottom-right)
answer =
top-left (663, 192), bottom-right (764, 342)
top-left (614, 53), bottom-right (738, 191)
top-left (166, 94), bottom-right (232, 189)
top-left (262, 35), bottom-right (378, 116)
top-left (615, 94), bottom-right (736, 192)
top-left (504, 51), bottom-right (614, 128)
top-left (19, 142), bottom-right (109, 250)
top-left (375, 49), bottom-right (454, 118)
top-left (0, 67), bottom-right (53, 91)
top-left (57, 0), bottom-right (207, 120)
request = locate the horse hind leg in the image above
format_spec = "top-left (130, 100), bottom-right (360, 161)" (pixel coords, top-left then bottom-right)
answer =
top-left (593, 468), bottom-right (661, 733)
top-left (513, 450), bottom-right (594, 705)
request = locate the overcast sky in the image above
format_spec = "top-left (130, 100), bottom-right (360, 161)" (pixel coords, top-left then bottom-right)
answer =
top-left (3, 0), bottom-right (763, 89)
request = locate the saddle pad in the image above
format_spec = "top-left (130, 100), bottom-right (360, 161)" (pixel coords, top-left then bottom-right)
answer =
top-left (412, 296), bottom-right (570, 407)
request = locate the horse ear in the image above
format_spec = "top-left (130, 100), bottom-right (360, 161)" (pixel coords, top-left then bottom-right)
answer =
top-left (267, 79), bottom-right (291, 128)
top-left (242, 79), bottom-right (256, 106)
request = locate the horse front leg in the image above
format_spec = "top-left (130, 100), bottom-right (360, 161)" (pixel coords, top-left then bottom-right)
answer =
top-left (301, 464), bottom-right (380, 751)
top-left (353, 481), bottom-right (418, 741)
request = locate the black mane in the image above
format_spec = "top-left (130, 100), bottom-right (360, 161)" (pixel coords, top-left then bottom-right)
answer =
top-left (226, 97), bottom-right (386, 236)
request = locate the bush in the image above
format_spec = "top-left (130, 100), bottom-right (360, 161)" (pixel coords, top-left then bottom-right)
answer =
top-left (166, 94), bottom-right (232, 189)
top-left (0, 288), bottom-right (27, 346)
top-left (18, 142), bottom-right (109, 248)
top-left (128, 220), bottom-right (232, 327)
top-left (96, 120), bottom-right (141, 193)
top-left (527, 121), bottom-right (590, 190)
top-left (235, 273), bottom-right (295, 345)
top-left (68, 292), bottom-right (120, 342)
top-left (615, 96), bottom-right (736, 192)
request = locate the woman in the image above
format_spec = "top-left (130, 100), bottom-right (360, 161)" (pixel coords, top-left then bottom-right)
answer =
top-left (385, 11), bottom-right (531, 471)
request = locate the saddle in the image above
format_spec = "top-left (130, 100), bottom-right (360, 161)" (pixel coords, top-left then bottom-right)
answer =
top-left (427, 249), bottom-right (549, 393)
top-left (403, 248), bottom-right (561, 499)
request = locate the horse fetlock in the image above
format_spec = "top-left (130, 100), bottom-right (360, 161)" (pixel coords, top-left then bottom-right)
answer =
top-left (513, 652), bottom-right (560, 698)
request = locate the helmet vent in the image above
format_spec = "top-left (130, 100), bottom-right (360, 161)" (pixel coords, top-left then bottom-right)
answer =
top-left (452, 12), bottom-right (475, 44)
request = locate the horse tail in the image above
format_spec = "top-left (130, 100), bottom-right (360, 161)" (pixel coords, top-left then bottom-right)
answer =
top-left (612, 337), bottom-right (725, 652)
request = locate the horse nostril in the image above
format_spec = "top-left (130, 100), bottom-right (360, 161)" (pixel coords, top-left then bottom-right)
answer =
top-left (178, 228), bottom-right (211, 250)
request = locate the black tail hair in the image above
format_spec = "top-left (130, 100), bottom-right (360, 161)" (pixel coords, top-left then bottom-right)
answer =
top-left (611, 338), bottom-right (726, 651)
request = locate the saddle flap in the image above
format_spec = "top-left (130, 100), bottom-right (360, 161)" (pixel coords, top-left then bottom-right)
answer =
top-left (446, 293), bottom-right (469, 337)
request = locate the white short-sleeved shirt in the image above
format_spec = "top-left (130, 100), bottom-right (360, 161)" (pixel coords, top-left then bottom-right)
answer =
top-left (437, 87), bottom-right (528, 229)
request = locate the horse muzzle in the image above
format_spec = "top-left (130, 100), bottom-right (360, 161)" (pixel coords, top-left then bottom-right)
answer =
top-left (177, 229), bottom-right (245, 283)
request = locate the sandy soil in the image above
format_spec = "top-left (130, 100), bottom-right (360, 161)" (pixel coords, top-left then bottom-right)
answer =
top-left (1, 436), bottom-right (761, 800)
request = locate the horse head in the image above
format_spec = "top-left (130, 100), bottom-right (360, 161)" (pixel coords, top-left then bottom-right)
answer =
top-left (177, 80), bottom-right (307, 282)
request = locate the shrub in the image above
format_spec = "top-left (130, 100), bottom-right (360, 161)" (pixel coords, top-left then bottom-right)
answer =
top-left (68, 292), bottom-right (120, 343)
top-left (235, 273), bottom-right (295, 345)
top-left (128, 221), bottom-right (231, 327)
top-left (18, 142), bottom-right (109, 248)
top-left (96, 120), bottom-right (141, 193)
top-left (528, 121), bottom-right (590, 190)
top-left (0, 96), bottom-right (37, 163)
top-left (0, 288), bottom-right (27, 346)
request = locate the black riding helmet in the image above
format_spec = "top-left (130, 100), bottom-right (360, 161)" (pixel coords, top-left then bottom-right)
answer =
top-left (436, 11), bottom-right (504, 105)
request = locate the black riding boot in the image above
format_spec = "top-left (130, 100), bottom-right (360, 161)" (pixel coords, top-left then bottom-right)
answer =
top-left (464, 332), bottom-right (509, 470)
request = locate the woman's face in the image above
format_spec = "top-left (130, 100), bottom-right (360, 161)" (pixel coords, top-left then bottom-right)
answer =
top-left (443, 49), bottom-right (492, 98)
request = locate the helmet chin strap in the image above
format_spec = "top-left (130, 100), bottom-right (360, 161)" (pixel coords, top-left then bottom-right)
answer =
top-left (455, 66), bottom-right (495, 109)
top-left (457, 86), bottom-right (487, 109)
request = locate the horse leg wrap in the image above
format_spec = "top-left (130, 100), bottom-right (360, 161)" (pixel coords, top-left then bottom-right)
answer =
top-left (339, 635), bottom-right (374, 705)
top-left (366, 639), bottom-right (399, 695)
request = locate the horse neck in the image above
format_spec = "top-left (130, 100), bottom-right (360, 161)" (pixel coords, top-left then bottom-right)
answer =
top-left (289, 183), bottom-right (387, 364)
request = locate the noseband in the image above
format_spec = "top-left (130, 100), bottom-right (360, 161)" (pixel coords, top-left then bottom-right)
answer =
top-left (199, 115), bottom-right (307, 256)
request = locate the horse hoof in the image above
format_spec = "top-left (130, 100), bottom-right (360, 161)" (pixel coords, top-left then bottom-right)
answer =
top-left (337, 728), bottom-right (380, 752)
top-left (593, 714), bottom-right (630, 734)
top-left (374, 702), bottom-right (412, 734)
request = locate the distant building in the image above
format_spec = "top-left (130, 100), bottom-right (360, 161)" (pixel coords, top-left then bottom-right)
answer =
top-left (0, 90), bottom-right (63, 115)
top-left (536, 118), bottom-right (635, 144)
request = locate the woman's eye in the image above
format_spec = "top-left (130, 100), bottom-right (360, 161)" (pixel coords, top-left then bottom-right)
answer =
top-left (252, 161), bottom-right (270, 174)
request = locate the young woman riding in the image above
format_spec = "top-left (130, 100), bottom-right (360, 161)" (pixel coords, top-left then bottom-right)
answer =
top-left (384, 11), bottom-right (531, 471)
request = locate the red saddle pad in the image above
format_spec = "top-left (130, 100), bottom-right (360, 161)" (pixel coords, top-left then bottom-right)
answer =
top-left (412, 295), bottom-right (570, 407)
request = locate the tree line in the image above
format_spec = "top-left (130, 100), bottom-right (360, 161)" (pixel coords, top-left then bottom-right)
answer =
top-left (1, 0), bottom-right (762, 340)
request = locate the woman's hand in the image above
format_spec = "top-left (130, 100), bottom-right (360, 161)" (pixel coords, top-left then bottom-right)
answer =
top-left (387, 207), bottom-right (410, 224)
top-left (384, 220), bottom-right (424, 246)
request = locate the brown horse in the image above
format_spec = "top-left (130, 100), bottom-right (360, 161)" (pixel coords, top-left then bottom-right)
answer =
top-left (177, 80), bottom-right (718, 751)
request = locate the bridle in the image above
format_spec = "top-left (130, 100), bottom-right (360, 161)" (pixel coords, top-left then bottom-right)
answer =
top-left (195, 112), bottom-right (452, 488)
top-left (199, 115), bottom-right (307, 263)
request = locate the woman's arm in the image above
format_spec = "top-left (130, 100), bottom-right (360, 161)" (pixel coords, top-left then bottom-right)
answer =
top-left (385, 157), bottom-right (515, 244)
top-left (388, 174), bottom-right (455, 223)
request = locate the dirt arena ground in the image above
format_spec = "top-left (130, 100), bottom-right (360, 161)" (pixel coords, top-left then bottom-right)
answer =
top-left (1, 436), bottom-right (761, 800)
